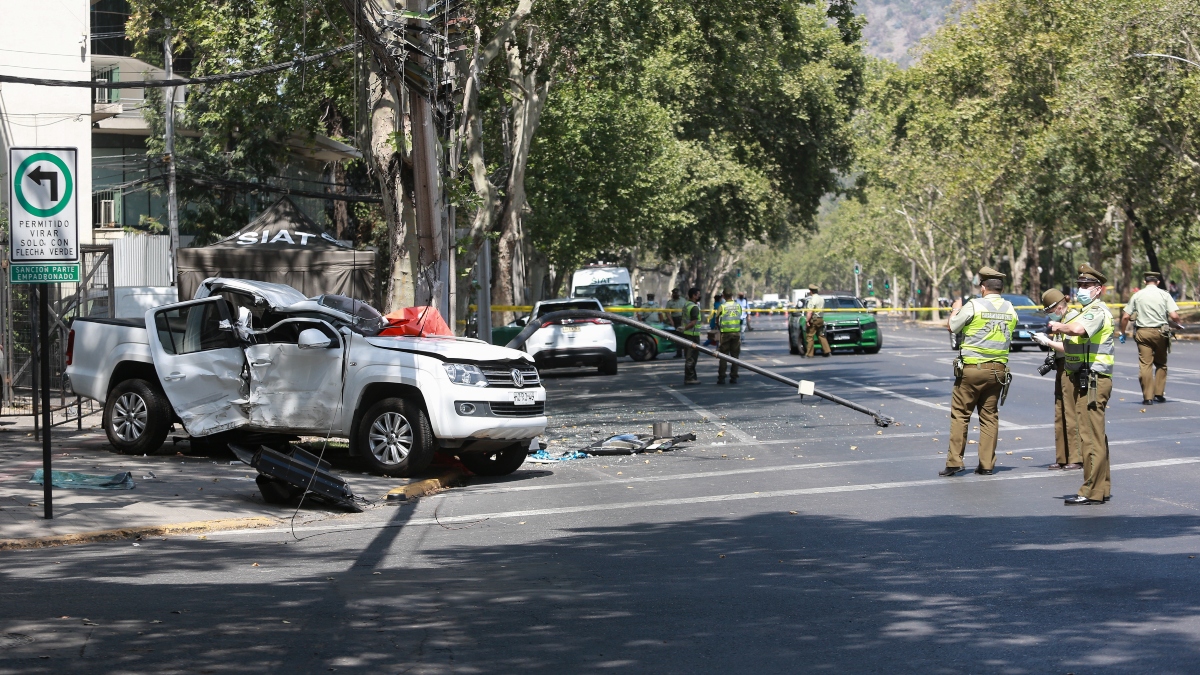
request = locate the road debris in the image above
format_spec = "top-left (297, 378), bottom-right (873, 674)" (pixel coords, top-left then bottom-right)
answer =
top-left (30, 470), bottom-right (134, 490)
top-left (230, 443), bottom-right (362, 512)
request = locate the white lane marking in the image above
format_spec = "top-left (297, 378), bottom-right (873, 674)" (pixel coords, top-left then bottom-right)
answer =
top-left (481, 432), bottom-right (1197, 496)
top-left (470, 454), bottom-right (942, 495)
top-left (660, 386), bottom-right (758, 444)
top-left (1111, 387), bottom-right (1200, 405)
top-left (1008, 369), bottom-right (1200, 406)
top-left (214, 457), bottom-right (1200, 537)
top-left (831, 377), bottom-right (1027, 429)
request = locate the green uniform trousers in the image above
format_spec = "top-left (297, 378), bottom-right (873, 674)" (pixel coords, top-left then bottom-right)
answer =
top-left (1135, 326), bottom-right (1169, 400)
top-left (683, 342), bottom-right (700, 382)
top-left (1053, 361), bottom-right (1081, 465)
top-left (1069, 371), bottom-right (1111, 501)
top-left (718, 332), bottom-right (741, 382)
top-left (805, 316), bottom-right (830, 357)
top-left (946, 362), bottom-right (1006, 470)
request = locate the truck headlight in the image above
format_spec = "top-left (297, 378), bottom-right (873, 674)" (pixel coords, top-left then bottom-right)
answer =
top-left (444, 363), bottom-right (488, 387)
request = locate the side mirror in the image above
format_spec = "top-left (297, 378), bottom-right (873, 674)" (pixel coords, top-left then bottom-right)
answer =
top-left (298, 328), bottom-right (333, 350)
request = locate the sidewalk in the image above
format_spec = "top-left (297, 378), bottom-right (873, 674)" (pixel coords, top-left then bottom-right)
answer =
top-left (0, 413), bottom-right (457, 548)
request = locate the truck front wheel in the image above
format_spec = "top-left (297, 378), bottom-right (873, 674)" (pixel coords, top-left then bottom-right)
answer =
top-left (104, 379), bottom-right (170, 455)
top-left (356, 397), bottom-right (435, 477)
top-left (459, 443), bottom-right (528, 476)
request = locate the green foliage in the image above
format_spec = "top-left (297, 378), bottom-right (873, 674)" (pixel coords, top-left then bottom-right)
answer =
top-left (797, 0), bottom-right (1200, 302)
top-left (518, 0), bottom-right (866, 279)
top-left (126, 0), bottom-right (359, 242)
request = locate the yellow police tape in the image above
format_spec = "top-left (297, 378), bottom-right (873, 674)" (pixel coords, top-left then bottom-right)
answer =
top-left (473, 301), bottom-right (1198, 315)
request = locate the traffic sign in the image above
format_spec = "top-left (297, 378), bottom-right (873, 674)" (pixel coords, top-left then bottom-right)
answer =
top-left (8, 147), bottom-right (81, 271)
top-left (10, 264), bottom-right (80, 283)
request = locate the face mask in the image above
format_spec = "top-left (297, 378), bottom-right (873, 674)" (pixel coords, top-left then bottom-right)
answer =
top-left (1047, 305), bottom-right (1065, 321)
top-left (1075, 287), bottom-right (1095, 306)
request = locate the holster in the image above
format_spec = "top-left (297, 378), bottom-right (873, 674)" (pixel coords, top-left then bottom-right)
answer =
top-left (1087, 371), bottom-right (1099, 406)
top-left (998, 366), bottom-right (1013, 406)
top-left (1161, 325), bottom-right (1174, 353)
top-left (953, 356), bottom-right (964, 379)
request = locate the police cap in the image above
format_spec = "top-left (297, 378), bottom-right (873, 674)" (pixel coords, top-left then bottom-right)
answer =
top-left (1041, 288), bottom-right (1066, 309)
top-left (1143, 270), bottom-right (1163, 282)
top-left (1076, 264), bottom-right (1107, 285)
top-left (808, 284), bottom-right (819, 292)
top-left (977, 266), bottom-right (1005, 282)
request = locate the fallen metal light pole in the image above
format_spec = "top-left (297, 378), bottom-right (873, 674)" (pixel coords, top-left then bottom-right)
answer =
top-left (505, 310), bottom-right (895, 427)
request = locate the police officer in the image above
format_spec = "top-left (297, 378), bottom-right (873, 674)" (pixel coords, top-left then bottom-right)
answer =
top-left (1119, 271), bottom-right (1181, 405)
top-left (1034, 289), bottom-right (1082, 471)
top-left (804, 285), bottom-right (831, 358)
top-left (681, 287), bottom-right (703, 384)
top-left (717, 290), bottom-right (743, 384)
top-left (939, 267), bottom-right (1018, 477)
top-left (665, 287), bottom-right (687, 359)
top-left (1048, 264), bottom-right (1114, 505)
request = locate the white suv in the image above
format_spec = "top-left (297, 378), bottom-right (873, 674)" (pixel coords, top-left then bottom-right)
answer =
top-left (522, 299), bottom-right (618, 374)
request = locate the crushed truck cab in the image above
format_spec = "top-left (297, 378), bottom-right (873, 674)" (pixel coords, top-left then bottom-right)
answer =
top-left (67, 279), bottom-right (546, 477)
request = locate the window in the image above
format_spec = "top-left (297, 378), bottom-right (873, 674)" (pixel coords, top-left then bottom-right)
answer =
top-left (536, 301), bottom-right (602, 318)
top-left (572, 284), bottom-right (632, 306)
top-left (825, 297), bottom-right (864, 309)
top-left (154, 301), bottom-right (238, 355)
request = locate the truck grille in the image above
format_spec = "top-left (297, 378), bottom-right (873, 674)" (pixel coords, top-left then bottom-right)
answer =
top-left (481, 362), bottom-right (541, 388)
top-left (489, 402), bottom-right (546, 417)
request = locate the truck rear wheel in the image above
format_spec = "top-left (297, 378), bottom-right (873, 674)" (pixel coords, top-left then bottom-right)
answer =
top-left (459, 443), bottom-right (528, 476)
top-left (356, 397), bottom-right (434, 477)
top-left (104, 378), bottom-right (170, 455)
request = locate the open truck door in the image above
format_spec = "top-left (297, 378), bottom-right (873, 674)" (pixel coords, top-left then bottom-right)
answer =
top-left (146, 298), bottom-right (251, 437)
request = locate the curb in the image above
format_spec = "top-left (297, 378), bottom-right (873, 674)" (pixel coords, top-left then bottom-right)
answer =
top-left (385, 468), bottom-right (465, 501)
top-left (0, 516), bottom-right (280, 551)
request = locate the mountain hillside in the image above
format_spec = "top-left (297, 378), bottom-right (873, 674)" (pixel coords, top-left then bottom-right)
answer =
top-left (857, 0), bottom-right (955, 66)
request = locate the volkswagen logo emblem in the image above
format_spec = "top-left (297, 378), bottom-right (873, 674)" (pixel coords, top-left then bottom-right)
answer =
top-left (510, 368), bottom-right (525, 388)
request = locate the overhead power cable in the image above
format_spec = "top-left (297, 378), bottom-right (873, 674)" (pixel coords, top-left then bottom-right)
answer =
top-left (106, 171), bottom-right (382, 203)
top-left (0, 43), bottom-right (355, 89)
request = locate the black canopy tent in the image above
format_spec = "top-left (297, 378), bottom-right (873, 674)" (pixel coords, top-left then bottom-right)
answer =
top-left (176, 197), bottom-right (376, 303)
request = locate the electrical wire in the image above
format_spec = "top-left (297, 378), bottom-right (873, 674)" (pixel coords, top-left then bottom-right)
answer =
top-left (0, 43), bottom-right (356, 89)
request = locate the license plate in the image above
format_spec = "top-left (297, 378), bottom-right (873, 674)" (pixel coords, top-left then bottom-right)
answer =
top-left (834, 334), bottom-right (852, 341)
top-left (512, 391), bottom-right (536, 405)
top-left (561, 325), bottom-right (581, 333)
top-left (1018, 331), bottom-right (1031, 338)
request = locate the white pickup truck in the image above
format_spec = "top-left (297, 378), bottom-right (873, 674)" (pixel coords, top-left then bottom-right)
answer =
top-left (66, 278), bottom-right (547, 476)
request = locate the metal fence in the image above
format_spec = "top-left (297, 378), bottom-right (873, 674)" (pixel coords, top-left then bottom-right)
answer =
top-left (2, 245), bottom-right (115, 431)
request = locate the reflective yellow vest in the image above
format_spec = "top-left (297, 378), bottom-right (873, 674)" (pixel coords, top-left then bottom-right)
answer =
top-left (960, 296), bottom-right (1018, 364)
top-left (682, 301), bottom-right (702, 337)
top-left (719, 301), bottom-right (742, 333)
top-left (1064, 301), bottom-right (1115, 375)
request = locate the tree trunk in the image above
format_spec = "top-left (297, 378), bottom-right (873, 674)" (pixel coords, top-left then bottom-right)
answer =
top-left (320, 99), bottom-right (353, 242)
top-left (492, 39), bottom-right (552, 322)
top-left (1123, 203), bottom-right (1159, 274)
top-left (1117, 204), bottom-right (1132, 299)
top-left (1024, 222), bottom-right (1041, 300)
top-left (1010, 235), bottom-right (1028, 296)
top-left (340, 0), bottom-right (415, 312)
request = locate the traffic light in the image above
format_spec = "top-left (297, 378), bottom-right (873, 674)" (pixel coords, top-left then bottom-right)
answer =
top-left (867, 279), bottom-right (873, 290)
top-left (884, 280), bottom-right (890, 290)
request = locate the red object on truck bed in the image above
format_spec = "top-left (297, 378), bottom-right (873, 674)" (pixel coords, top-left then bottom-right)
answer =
top-left (378, 306), bottom-right (454, 337)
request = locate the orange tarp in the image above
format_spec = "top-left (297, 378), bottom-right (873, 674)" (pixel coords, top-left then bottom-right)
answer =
top-left (378, 306), bottom-right (454, 337)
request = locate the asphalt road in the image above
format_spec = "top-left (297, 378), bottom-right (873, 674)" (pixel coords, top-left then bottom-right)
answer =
top-left (3, 316), bottom-right (1200, 674)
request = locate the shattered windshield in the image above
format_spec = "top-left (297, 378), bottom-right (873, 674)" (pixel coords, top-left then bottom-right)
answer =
top-left (316, 295), bottom-right (387, 335)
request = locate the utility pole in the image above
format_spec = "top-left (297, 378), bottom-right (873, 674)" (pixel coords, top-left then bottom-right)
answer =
top-left (163, 18), bottom-right (180, 285)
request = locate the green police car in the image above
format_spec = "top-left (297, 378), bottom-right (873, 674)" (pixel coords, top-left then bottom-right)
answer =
top-left (788, 293), bottom-right (882, 355)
